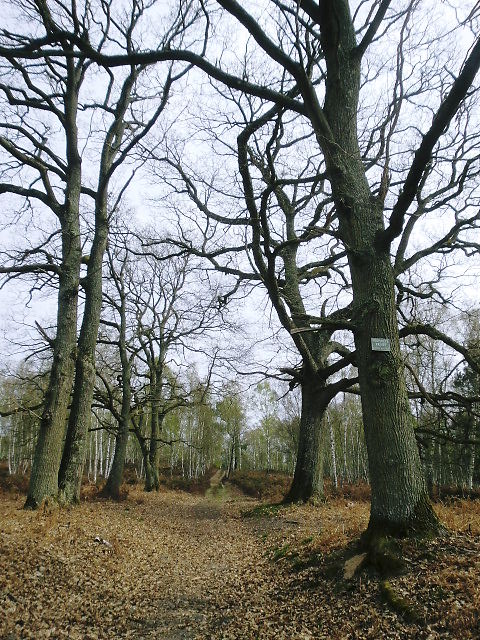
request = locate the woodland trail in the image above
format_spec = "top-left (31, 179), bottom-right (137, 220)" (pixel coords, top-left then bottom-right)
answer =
top-left (0, 485), bottom-right (315, 639)
top-left (204, 468), bottom-right (227, 500)
top-left (1, 485), bottom-right (480, 639)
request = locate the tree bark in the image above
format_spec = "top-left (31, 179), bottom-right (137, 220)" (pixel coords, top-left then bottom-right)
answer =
top-left (25, 55), bottom-right (83, 509)
top-left (284, 379), bottom-right (328, 503)
top-left (145, 413), bottom-right (161, 491)
top-left (144, 461), bottom-right (159, 492)
top-left (25, 244), bottom-right (80, 508)
top-left (58, 66), bottom-right (139, 503)
top-left (102, 273), bottom-right (132, 500)
top-left (131, 410), bottom-right (158, 491)
top-left (349, 244), bottom-right (439, 535)
top-left (306, 0), bottom-right (439, 536)
top-left (103, 409), bottom-right (130, 499)
top-left (58, 214), bottom-right (109, 502)
top-left (328, 414), bottom-right (338, 490)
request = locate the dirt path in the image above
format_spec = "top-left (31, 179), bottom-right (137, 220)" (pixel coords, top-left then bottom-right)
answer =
top-left (204, 468), bottom-right (227, 500)
top-left (0, 487), bottom-right (311, 640)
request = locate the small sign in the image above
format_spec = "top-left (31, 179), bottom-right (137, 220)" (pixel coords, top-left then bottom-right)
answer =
top-left (371, 337), bottom-right (391, 352)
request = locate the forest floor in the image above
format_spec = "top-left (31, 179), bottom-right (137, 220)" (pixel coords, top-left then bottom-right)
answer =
top-left (1, 476), bottom-right (480, 640)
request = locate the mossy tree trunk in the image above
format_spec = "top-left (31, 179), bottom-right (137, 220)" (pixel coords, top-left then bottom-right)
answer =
top-left (25, 221), bottom-right (81, 508)
top-left (211, 0), bottom-right (480, 538)
top-left (25, 54), bottom-right (83, 509)
top-left (102, 252), bottom-right (133, 500)
top-left (58, 210), bottom-right (109, 502)
top-left (145, 400), bottom-right (162, 492)
top-left (349, 244), bottom-right (439, 535)
top-left (102, 382), bottom-right (131, 500)
top-left (235, 111), bottom-right (355, 506)
top-left (310, 0), bottom-right (440, 535)
top-left (58, 69), bottom-right (139, 503)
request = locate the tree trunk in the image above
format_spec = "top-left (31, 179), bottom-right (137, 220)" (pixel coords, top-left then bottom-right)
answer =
top-left (57, 65), bottom-right (137, 503)
top-left (103, 339), bottom-right (132, 500)
top-left (146, 405), bottom-right (161, 492)
top-left (328, 414), bottom-right (338, 490)
top-left (422, 437), bottom-right (435, 498)
top-left (226, 440), bottom-right (234, 479)
top-left (131, 415), bottom-right (156, 491)
top-left (349, 244), bottom-right (439, 536)
top-left (284, 379), bottom-right (328, 503)
top-left (25, 184), bottom-right (81, 509)
top-left (299, 1), bottom-right (440, 537)
top-left (143, 394), bottom-right (162, 492)
top-left (103, 408), bottom-right (131, 498)
top-left (234, 427), bottom-right (240, 471)
top-left (58, 214), bottom-right (109, 503)
top-left (144, 461), bottom-right (159, 492)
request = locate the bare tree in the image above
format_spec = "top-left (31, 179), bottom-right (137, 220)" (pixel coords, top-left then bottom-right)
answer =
top-left (151, 98), bottom-right (356, 502)
top-left (95, 234), bottom-right (137, 499)
top-left (67, 0), bottom-right (480, 536)
top-left (0, 0), bottom-right (206, 506)
top-left (96, 229), bottom-right (224, 493)
top-left (3, 1), bottom-right (480, 537)
top-left (0, 0), bottom-right (91, 507)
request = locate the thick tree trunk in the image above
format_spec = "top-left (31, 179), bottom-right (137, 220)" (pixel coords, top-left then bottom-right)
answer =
top-left (103, 415), bottom-right (130, 499)
top-left (25, 260), bottom-right (79, 508)
top-left (349, 245), bottom-right (439, 536)
top-left (146, 400), bottom-right (161, 492)
top-left (58, 216), bottom-right (109, 503)
top-left (57, 65), bottom-right (137, 503)
top-left (421, 437), bottom-right (435, 498)
top-left (131, 414), bottom-right (157, 491)
top-left (299, 1), bottom-right (440, 536)
top-left (25, 60), bottom-right (82, 508)
top-left (103, 332), bottom-right (132, 499)
top-left (145, 453), bottom-right (160, 491)
top-left (144, 461), bottom-right (159, 492)
top-left (143, 395), bottom-right (162, 492)
top-left (284, 379), bottom-right (328, 503)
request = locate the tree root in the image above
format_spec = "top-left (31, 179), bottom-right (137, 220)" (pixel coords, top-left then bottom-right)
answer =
top-left (380, 579), bottom-right (422, 622)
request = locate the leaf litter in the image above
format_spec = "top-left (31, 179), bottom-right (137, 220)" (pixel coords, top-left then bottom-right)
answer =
top-left (1, 484), bottom-right (479, 639)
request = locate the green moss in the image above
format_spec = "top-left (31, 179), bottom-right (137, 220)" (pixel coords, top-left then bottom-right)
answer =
top-left (366, 534), bottom-right (405, 576)
top-left (367, 358), bottom-right (397, 387)
top-left (272, 544), bottom-right (291, 561)
top-left (364, 494), bottom-right (443, 542)
top-left (242, 502), bottom-right (284, 518)
top-left (380, 580), bottom-right (422, 622)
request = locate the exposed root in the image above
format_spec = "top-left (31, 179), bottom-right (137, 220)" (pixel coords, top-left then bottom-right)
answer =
top-left (380, 579), bottom-right (422, 622)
